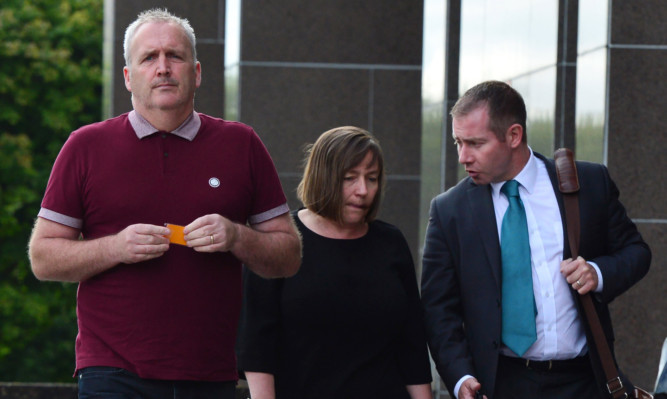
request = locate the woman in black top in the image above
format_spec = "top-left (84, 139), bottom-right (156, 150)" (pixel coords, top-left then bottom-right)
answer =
top-left (237, 126), bottom-right (432, 399)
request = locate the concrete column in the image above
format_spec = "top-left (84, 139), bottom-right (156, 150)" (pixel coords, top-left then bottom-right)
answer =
top-left (605, 0), bottom-right (667, 389)
top-left (554, 0), bottom-right (578, 150)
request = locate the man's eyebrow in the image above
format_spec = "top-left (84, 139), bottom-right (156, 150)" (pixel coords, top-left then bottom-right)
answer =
top-left (136, 48), bottom-right (157, 57)
top-left (453, 136), bottom-right (486, 143)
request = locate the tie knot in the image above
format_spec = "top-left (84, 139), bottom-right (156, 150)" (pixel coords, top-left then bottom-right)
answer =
top-left (501, 179), bottom-right (520, 197)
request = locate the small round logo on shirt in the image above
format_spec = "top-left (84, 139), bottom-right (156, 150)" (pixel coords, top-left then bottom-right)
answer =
top-left (209, 177), bottom-right (220, 188)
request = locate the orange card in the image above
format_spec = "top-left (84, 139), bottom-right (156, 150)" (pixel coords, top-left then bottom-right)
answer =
top-left (165, 223), bottom-right (187, 246)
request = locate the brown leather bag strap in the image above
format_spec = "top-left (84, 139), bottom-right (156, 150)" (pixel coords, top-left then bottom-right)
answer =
top-left (554, 148), bottom-right (628, 399)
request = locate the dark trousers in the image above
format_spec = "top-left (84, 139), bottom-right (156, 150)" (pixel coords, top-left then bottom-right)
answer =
top-left (493, 355), bottom-right (604, 399)
top-left (77, 367), bottom-right (237, 399)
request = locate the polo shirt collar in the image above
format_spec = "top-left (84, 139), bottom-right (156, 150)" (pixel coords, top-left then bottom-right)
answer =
top-left (129, 110), bottom-right (201, 141)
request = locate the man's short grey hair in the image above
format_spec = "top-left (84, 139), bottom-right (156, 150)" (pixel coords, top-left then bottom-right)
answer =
top-left (123, 8), bottom-right (197, 67)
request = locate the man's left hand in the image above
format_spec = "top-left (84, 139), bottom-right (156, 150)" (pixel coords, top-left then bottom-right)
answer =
top-left (183, 214), bottom-right (239, 253)
top-left (560, 256), bottom-right (598, 294)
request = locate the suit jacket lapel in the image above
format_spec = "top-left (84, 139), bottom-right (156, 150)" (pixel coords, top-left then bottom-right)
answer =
top-left (466, 183), bottom-right (502, 289)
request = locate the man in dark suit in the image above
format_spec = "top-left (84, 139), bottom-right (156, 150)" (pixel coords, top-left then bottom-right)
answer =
top-left (421, 80), bottom-right (651, 399)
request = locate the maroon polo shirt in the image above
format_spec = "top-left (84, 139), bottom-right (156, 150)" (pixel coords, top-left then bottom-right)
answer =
top-left (39, 111), bottom-right (288, 381)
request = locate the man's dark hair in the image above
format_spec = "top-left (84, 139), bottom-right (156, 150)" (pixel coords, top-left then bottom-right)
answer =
top-left (450, 80), bottom-right (527, 142)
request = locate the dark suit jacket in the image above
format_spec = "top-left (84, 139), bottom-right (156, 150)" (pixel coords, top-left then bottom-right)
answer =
top-left (421, 152), bottom-right (651, 398)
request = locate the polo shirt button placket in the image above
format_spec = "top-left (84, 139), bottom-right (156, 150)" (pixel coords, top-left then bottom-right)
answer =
top-left (160, 132), bottom-right (169, 158)
top-left (159, 131), bottom-right (169, 173)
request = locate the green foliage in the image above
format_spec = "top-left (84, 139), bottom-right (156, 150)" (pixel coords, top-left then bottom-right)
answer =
top-left (0, 0), bottom-right (102, 382)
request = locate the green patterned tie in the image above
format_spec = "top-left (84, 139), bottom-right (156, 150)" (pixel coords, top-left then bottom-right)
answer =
top-left (500, 180), bottom-right (537, 356)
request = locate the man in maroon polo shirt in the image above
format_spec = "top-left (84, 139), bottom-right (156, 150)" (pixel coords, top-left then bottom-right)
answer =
top-left (28, 8), bottom-right (301, 399)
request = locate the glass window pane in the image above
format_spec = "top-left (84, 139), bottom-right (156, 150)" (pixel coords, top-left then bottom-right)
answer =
top-left (420, 0), bottom-right (446, 245)
top-left (578, 0), bottom-right (609, 54)
top-left (460, 0), bottom-right (558, 90)
top-left (511, 68), bottom-right (556, 157)
top-left (224, 0), bottom-right (241, 120)
top-left (575, 49), bottom-right (606, 163)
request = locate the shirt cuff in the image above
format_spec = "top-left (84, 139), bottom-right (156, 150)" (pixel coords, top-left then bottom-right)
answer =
top-left (588, 261), bottom-right (603, 292)
top-left (38, 208), bottom-right (83, 229)
top-left (454, 375), bottom-right (474, 399)
top-left (248, 203), bottom-right (289, 225)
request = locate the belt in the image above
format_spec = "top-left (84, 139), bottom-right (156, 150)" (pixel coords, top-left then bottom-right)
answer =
top-left (500, 354), bottom-right (590, 372)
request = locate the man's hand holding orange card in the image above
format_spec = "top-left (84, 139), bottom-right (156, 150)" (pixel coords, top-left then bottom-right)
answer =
top-left (165, 223), bottom-right (187, 246)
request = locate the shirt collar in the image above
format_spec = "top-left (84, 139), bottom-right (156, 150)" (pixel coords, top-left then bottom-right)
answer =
top-left (490, 147), bottom-right (538, 199)
top-left (128, 110), bottom-right (201, 141)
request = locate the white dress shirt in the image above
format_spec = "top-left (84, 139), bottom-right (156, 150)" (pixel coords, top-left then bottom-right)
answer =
top-left (491, 150), bottom-right (593, 360)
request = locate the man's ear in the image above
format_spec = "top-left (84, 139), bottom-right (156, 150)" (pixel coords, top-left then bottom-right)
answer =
top-left (194, 61), bottom-right (202, 88)
top-left (506, 124), bottom-right (524, 148)
top-left (123, 66), bottom-right (132, 92)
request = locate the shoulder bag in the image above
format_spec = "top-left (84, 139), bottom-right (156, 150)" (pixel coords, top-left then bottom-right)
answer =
top-left (554, 148), bottom-right (653, 399)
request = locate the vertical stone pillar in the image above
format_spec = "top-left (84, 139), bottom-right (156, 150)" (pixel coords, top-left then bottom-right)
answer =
top-left (606, 0), bottom-right (667, 388)
top-left (234, 0), bottom-right (424, 258)
top-left (443, 0), bottom-right (461, 190)
top-left (554, 0), bottom-right (578, 150)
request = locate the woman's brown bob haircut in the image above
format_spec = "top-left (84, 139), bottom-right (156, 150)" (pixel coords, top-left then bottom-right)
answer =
top-left (297, 126), bottom-right (385, 224)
